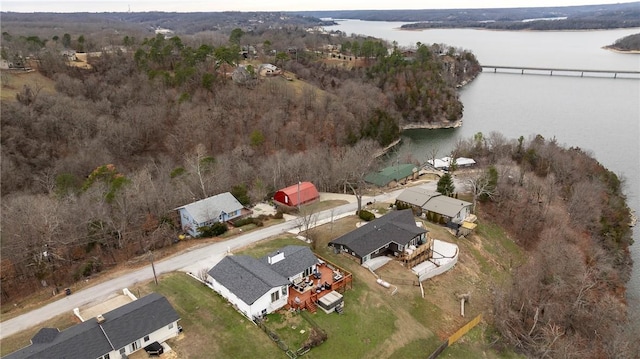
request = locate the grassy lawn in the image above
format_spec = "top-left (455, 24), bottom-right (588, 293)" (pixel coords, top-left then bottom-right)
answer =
top-left (1, 210), bottom-right (526, 359)
top-left (136, 272), bottom-right (283, 359)
top-left (236, 236), bottom-right (303, 258)
top-left (0, 312), bottom-right (78, 356)
top-left (0, 70), bottom-right (56, 102)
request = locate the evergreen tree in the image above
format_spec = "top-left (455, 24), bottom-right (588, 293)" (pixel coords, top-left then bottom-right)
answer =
top-left (437, 173), bottom-right (455, 197)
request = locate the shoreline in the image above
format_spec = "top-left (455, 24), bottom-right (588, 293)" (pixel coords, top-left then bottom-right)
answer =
top-left (602, 46), bottom-right (640, 54)
top-left (394, 25), bottom-right (640, 33)
top-left (401, 119), bottom-right (462, 130)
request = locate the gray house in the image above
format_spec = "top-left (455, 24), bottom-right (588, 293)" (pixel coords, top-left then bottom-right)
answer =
top-left (207, 245), bottom-right (318, 319)
top-left (396, 187), bottom-right (472, 226)
top-left (328, 209), bottom-right (427, 264)
top-left (175, 192), bottom-right (244, 237)
top-left (3, 293), bottom-right (180, 359)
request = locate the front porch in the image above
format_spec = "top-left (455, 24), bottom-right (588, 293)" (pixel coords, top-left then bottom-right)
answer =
top-left (286, 255), bottom-right (352, 313)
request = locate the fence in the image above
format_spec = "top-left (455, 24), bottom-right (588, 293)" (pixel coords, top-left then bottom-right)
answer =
top-left (427, 314), bottom-right (483, 359)
top-left (254, 311), bottom-right (328, 359)
top-left (255, 318), bottom-right (298, 358)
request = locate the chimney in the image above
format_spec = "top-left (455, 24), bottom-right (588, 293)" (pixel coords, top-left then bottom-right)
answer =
top-left (96, 314), bottom-right (106, 324)
top-left (268, 251), bottom-right (285, 265)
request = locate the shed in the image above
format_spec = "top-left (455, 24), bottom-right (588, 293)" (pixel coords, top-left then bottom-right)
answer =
top-left (273, 182), bottom-right (319, 207)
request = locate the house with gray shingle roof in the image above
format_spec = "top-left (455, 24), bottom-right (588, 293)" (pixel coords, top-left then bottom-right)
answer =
top-left (3, 293), bottom-right (180, 359)
top-left (328, 209), bottom-right (427, 264)
top-left (259, 245), bottom-right (319, 282)
top-left (207, 246), bottom-right (318, 319)
top-left (175, 192), bottom-right (245, 237)
top-left (396, 187), bottom-right (472, 226)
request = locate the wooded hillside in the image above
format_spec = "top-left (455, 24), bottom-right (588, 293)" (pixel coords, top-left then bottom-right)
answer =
top-left (0, 21), bottom-right (478, 300)
top-left (453, 132), bottom-right (637, 358)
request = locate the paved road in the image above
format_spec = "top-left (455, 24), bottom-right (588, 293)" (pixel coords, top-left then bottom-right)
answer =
top-left (0, 181), bottom-right (449, 339)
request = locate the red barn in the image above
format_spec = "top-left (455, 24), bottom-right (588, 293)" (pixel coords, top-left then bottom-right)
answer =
top-left (273, 182), bottom-right (319, 207)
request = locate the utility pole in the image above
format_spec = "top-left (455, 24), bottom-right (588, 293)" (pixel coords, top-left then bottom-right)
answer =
top-left (297, 180), bottom-right (301, 212)
top-left (149, 250), bottom-right (158, 285)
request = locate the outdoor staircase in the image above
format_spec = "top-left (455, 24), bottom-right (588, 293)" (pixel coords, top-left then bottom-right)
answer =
top-left (307, 301), bottom-right (317, 313)
top-left (335, 304), bottom-right (344, 315)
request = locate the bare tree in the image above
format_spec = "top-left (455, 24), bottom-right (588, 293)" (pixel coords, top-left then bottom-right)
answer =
top-left (335, 140), bottom-right (380, 213)
top-left (296, 205), bottom-right (319, 249)
top-left (427, 145), bottom-right (439, 169)
top-left (197, 268), bottom-right (210, 285)
top-left (186, 143), bottom-right (216, 199)
top-left (463, 166), bottom-right (498, 214)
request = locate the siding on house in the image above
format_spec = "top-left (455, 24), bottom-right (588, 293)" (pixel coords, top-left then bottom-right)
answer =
top-left (207, 246), bottom-right (318, 319)
top-left (208, 255), bottom-right (290, 319)
top-left (175, 192), bottom-right (244, 236)
top-left (396, 187), bottom-right (471, 223)
top-left (3, 293), bottom-right (180, 359)
top-left (329, 209), bottom-right (427, 264)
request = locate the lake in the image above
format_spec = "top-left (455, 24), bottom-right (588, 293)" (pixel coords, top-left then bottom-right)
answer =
top-left (327, 20), bottom-right (640, 309)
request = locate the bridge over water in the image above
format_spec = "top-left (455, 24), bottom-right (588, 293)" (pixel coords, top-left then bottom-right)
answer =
top-left (481, 65), bottom-right (640, 79)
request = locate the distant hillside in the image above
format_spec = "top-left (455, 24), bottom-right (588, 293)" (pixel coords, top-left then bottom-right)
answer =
top-left (294, 2), bottom-right (640, 30)
top-left (0, 12), bottom-right (333, 36)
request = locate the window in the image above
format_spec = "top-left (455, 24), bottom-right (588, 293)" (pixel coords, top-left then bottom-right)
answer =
top-left (98, 354), bottom-right (110, 359)
top-left (271, 290), bottom-right (280, 302)
top-left (119, 348), bottom-right (126, 355)
top-left (144, 335), bottom-right (150, 342)
top-left (282, 286), bottom-right (287, 295)
top-left (303, 267), bottom-right (312, 277)
top-left (168, 323), bottom-right (174, 330)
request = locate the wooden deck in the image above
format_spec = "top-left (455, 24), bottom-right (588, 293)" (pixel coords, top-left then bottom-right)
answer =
top-left (286, 256), bottom-right (352, 313)
top-left (398, 240), bottom-right (432, 268)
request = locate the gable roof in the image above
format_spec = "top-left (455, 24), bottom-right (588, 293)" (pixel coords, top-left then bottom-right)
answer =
top-left (175, 192), bottom-right (243, 223)
top-left (427, 157), bottom-right (476, 169)
top-left (365, 164), bottom-right (417, 187)
top-left (100, 293), bottom-right (180, 350)
top-left (422, 195), bottom-right (471, 218)
top-left (274, 182), bottom-right (319, 207)
top-left (397, 187), bottom-right (471, 217)
top-left (396, 187), bottom-right (439, 207)
top-left (4, 293), bottom-right (179, 359)
top-left (329, 209), bottom-right (426, 257)
top-left (260, 245), bottom-right (318, 279)
top-left (208, 255), bottom-right (290, 306)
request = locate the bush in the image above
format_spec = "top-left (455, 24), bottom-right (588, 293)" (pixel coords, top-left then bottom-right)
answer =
top-left (232, 217), bottom-right (258, 227)
top-left (197, 222), bottom-right (228, 237)
top-left (359, 210), bottom-right (375, 221)
top-left (273, 211), bottom-right (284, 219)
top-left (396, 201), bottom-right (411, 210)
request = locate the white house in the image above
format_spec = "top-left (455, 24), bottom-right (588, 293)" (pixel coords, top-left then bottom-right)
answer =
top-left (258, 63), bottom-right (281, 76)
top-left (426, 156), bottom-right (476, 171)
top-left (207, 245), bottom-right (318, 319)
top-left (3, 293), bottom-right (180, 359)
top-left (175, 192), bottom-right (244, 237)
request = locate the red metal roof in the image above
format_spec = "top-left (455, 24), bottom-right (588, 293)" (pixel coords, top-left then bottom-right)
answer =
top-left (273, 182), bottom-right (319, 207)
